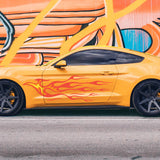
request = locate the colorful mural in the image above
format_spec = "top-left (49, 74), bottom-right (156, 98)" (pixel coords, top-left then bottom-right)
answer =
top-left (0, 0), bottom-right (159, 66)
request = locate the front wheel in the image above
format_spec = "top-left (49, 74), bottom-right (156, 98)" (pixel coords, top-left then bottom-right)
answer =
top-left (0, 80), bottom-right (25, 116)
top-left (132, 80), bottom-right (160, 116)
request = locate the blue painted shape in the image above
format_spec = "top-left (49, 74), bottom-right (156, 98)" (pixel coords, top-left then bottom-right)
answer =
top-left (121, 29), bottom-right (152, 52)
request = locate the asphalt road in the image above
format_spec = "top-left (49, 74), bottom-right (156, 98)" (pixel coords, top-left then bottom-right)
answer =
top-left (0, 108), bottom-right (160, 160)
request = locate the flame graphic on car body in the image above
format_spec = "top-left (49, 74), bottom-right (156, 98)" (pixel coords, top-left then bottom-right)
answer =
top-left (24, 76), bottom-right (111, 101)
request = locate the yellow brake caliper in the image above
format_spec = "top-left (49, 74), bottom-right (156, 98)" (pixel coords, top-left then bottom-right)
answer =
top-left (10, 91), bottom-right (15, 105)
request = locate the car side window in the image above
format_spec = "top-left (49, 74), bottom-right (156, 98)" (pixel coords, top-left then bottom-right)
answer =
top-left (115, 52), bottom-right (144, 64)
top-left (62, 49), bottom-right (117, 66)
top-left (54, 49), bottom-right (144, 66)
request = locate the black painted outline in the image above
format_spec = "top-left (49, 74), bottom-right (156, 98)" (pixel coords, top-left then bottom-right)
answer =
top-left (40, 53), bottom-right (44, 65)
top-left (153, 20), bottom-right (160, 27)
top-left (116, 23), bottom-right (125, 48)
top-left (0, 12), bottom-right (15, 53)
top-left (8, 16), bottom-right (103, 20)
top-left (112, 30), bottom-right (115, 46)
top-left (84, 30), bottom-right (98, 46)
top-left (43, 56), bottom-right (57, 58)
top-left (0, 37), bottom-right (6, 40)
top-left (8, 14), bottom-right (105, 20)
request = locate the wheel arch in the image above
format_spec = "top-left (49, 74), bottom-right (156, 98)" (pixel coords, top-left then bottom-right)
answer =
top-left (130, 78), bottom-right (160, 108)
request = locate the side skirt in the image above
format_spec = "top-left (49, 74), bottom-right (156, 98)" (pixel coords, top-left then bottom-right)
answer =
top-left (25, 105), bottom-right (130, 110)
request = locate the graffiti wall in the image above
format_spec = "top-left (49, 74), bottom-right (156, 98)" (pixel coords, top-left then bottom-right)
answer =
top-left (0, 0), bottom-right (159, 66)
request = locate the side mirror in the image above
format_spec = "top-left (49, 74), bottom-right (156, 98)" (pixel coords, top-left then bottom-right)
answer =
top-left (54, 60), bottom-right (67, 68)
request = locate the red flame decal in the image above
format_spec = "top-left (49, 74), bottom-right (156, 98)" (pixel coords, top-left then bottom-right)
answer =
top-left (24, 76), bottom-right (111, 101)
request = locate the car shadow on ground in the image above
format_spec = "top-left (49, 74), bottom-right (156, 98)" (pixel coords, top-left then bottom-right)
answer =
top-left (18, 107), bottom-right (140, 116)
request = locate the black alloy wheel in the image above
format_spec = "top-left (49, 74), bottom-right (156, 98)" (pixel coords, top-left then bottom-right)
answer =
top-left (0, 80), bottom-right (24, 116)
top-left (132, 80), bottom-right (160, 116)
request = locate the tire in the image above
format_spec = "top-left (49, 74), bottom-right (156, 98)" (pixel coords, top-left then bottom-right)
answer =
top-left (0, 80), bottom-right (25, 116)
top-left (132, 80), bottom-right (160, 116)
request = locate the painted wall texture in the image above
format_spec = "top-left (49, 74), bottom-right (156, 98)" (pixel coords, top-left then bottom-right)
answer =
top-left (0, 0), bottom-right (159, 66)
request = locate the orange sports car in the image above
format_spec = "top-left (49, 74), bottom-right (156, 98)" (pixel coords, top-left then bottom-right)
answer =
top-left (0, 46), bottom-right (160, 116)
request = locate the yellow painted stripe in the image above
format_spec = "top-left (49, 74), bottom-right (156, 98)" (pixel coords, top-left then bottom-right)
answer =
top-left (27, 37), bottom-right (66, 43)
top-left (24, 39), bottom-right (65, 46)
top-left (22, 43), bottom-right (62, 48)
top-left (115, 25), bottom-right (124, 47)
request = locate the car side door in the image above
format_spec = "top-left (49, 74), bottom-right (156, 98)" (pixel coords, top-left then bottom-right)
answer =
top-left (43, 49), bottom-right (119, 105)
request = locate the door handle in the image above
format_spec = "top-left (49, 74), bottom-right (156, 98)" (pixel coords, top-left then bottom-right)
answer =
top-left (101, 71), bottom-right (115, 75)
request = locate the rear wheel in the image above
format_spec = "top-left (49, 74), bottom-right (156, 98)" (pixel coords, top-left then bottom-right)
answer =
top-left (0, 80), bottom-right (24, 116)
top-left (132, 80), bottom-right (160, 116)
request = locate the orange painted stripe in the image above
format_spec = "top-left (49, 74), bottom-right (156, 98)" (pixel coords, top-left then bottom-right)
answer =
top-left (0, 25), bottom-right (82, 37)
top-left (143, 23), bottom-right (160, 56)
top-left (1, 0), bottom-right (105, 14)
top-left (43, 56), bottom-right (58, 61)
top-left (43, 53), bottom-right (59, 57)
top-left (0, 53), bottom-right (42, 65)
top-left (6, 17), bottom-right (96, 26)
top-left (0, 40), bottom-right (6, 44)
